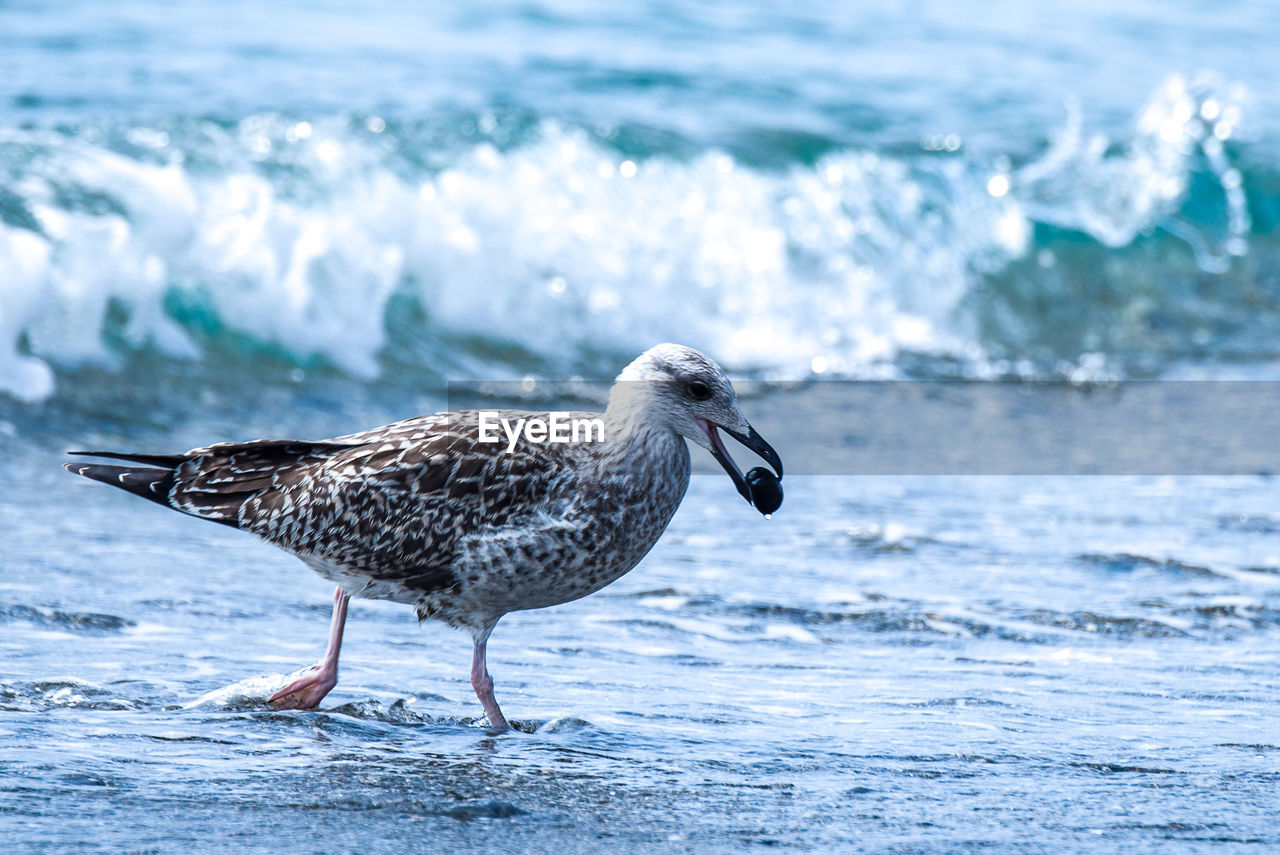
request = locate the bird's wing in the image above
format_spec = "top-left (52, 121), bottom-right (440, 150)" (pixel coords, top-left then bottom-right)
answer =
top-left (226, 411), bottom-right (575, 596)
top-left (167, 413), bottom-right (461, 524)
top-left (169, 439), bottom-right (361, 525)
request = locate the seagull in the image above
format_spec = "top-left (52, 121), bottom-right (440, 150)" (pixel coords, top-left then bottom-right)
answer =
top-left (64, 343), bottom-right (783, 731)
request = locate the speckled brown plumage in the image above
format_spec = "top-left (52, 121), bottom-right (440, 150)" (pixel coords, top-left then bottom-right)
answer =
top-left (160, 409), bottom-right (691, 631)
top-left (65, 344), bottom-right (780, 730)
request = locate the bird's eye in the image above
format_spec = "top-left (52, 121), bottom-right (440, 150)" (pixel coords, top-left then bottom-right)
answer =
top-left (687, 381), bottom-right (712, 401)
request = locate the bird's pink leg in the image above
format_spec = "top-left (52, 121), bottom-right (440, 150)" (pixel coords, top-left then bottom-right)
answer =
top-left (470, 633), bottom-right (510, 732)
top-left (270, 586), bottom-right (350, 710)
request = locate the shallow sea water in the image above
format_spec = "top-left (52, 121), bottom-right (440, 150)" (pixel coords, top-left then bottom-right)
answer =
top-left (3, 400), bottom-right (1279, 851)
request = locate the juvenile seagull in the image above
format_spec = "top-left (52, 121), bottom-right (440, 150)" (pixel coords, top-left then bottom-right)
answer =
top-left (65, 343), bottom-right (782, 731)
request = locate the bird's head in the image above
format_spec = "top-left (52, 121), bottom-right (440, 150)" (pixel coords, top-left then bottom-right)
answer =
top-left (609, 343), bottom-right (783, 508)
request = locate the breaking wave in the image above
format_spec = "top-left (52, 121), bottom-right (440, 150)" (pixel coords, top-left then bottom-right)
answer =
top-left (0, 72), bottom-right (1270, 402)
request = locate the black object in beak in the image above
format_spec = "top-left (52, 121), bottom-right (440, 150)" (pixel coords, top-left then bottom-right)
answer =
top-left (703, 421), bottom-right (784, 508)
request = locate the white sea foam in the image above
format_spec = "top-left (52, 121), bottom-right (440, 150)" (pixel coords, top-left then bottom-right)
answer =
top-left (0, 74), bottom-right (1251, 401)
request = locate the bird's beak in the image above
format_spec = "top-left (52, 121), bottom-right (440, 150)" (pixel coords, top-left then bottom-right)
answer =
top-left (698, 419), bottom-right (784, 504)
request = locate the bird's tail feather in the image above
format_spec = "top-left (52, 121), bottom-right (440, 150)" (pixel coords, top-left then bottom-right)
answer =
top-left (64, 462), bottom-right (176, 508)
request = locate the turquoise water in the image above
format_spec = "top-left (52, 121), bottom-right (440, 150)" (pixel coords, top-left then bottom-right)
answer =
top-left (3, 1), bottom-right (1280, 851)
top-left (2, 0), bottom-right (1279, 400)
